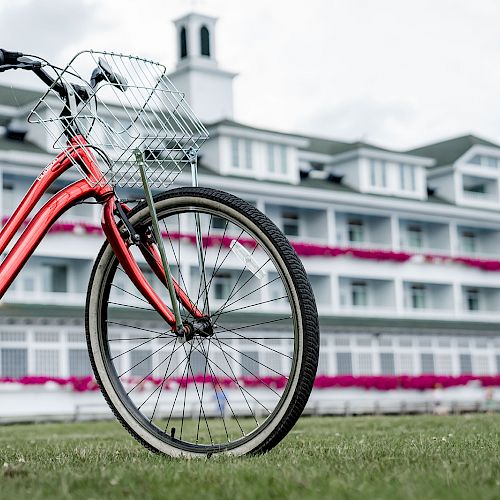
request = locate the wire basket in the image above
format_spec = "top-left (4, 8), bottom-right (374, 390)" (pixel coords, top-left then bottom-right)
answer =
top-left (28, 50), bottom-right (209, 189)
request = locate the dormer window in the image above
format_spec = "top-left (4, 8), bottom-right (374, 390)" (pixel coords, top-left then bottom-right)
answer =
top-left (267, 144), bottom-right (288, 175)
top-left (369, 159), bottom-right (387, 188)
top-left (180, 26), bottom-right (188, 59)
top-left (200, 26), bottom-right (210, 57)
top-left (469, 154), bottom-right (500, 168)
top-left (399, 164), bottom-right (416, 191)
top-left (230, 137), bottom-right (252, 170)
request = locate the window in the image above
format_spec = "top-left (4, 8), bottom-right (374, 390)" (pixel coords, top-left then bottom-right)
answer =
top-left (267, 144), bottom-right (287, 174)
top-left (369, 159), bottom-right (387, 188)
top-left (282, 210), bottom-right (299, 237)
top-left (347, 218), bottom-right (364, 243)
top-left (357, 353), bottom-right (372, 374)
top-left (336, 352), bottom-right (352, 374)
top-left (351, 281), bottom-right (368, 307)
top-left (35, 350), bottom-right (59, 376)
top-left (318, 352), bottom-right (329, 375)
top-left (380, 352), bottom-right (395, 375)
top-left (180, 26), bottom-right (188, 59)
top-left (0, 331), bottom-right (25, 342)
top-left (465, 288), bottom-right (480, 311)
top-left (399, 164), bottom-right (416, 191)
top-left (42, 264), bottom-right (68, 293)
top-left (200, 26), bottom-right (210, 57)
top-left (1, 348), bottom-right (27, 377)
top-left (68, 349), bottom-right (91, 376)
top-left (459, 353), bottom-right (472, 374)
top-left (213, 272), bottom-right (231, 300)
top-left (230, 138), bottom-right (252, 170)
top-left (407, 224), bottom-right (423, 249)
top-left (410, 285), bottom-right (426, 309)
top-left (469, 154), bottom-right (500, 168)
top-left (461, 231), bottom-right (477, 254)
top-left (35, 331), bottom-right (59, 342)
top-left (241, 350), bottom-right (260, 377)
top-left (435, 354), bottom-right (452, 374)
top-left (464, 183), bottom-right (486, 194)
top-left (130, 350), bottom-right (152, 378)
top-left (211, 216), bottom-right (226, 230)
top-left (473, 355), bottom-right (490, 374)
top-left (420, 353), bottom-right (435, 373)
top-left (397, 353), bottom-right (414, 374)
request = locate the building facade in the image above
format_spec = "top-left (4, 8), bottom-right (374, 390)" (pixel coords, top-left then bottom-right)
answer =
top-left (0, 10), bottom-right (500, 384)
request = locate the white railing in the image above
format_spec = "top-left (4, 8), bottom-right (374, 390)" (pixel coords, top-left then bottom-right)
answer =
top-left (4, 291), bottom-right (86, 306)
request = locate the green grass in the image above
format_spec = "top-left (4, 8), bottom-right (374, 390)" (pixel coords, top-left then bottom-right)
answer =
top-left (0, 414), bottom-right (499, 499)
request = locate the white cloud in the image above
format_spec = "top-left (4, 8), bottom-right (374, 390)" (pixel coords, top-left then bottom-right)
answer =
top-left (2, 0), bottom-right (500, 149)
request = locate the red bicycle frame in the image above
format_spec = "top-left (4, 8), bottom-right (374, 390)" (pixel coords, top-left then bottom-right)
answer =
top-left (0, 135), bottom-right (203, 329)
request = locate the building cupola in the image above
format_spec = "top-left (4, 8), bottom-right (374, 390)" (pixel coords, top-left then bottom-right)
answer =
top-left (168, 11), bottom-right (237, 123)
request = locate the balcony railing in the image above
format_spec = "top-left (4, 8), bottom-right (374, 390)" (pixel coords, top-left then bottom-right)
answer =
top-left (4, 291), bottom-right (86, 306)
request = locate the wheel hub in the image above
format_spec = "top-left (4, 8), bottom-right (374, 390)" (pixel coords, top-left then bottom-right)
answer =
top-left (181, 317), bottom-right (214, 342)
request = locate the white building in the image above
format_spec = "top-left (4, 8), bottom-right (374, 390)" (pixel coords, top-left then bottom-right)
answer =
top-left (0, 9), bottom-right (499, 386)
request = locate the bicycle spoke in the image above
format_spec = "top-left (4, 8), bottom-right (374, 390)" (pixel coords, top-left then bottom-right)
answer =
top-left (127, 337), bottom-right (178, 395)
top-left (215, 295), bottom-right (288, 316)
top-left (214, 323), bottom-right (293, 359)
top-left (111, 333), bottom-right (166, 361)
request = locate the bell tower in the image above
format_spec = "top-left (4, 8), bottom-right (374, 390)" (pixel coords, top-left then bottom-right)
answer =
top-left (167, 11), bottom-right (237, 123)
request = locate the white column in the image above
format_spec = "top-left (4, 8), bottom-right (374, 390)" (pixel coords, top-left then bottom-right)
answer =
top-left (60, 323), bottom-right (69, 377)
top-left (394, 278), bottom-right (404, 315)
top-left (449, 220), bottom-right (458, 256)
top-left (327, 207), bottom-right (336, 246)
top-left (391, 215), bottom-right (400, 251)
top-left (452, 281), bottom-right (462, 318)
top-left (330, 274), bottom-right (340, 314)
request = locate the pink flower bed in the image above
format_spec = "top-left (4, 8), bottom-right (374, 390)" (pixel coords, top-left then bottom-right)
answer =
top-left (4, 215), bottom-right (500, 272)
top-left (1, 374), bottom-right (498, 393)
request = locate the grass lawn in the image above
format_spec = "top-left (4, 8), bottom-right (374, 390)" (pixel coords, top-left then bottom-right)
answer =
top-left (0, 414), bottom-right (499, 499)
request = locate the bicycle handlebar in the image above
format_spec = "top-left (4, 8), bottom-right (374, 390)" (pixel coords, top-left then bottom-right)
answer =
top-left (0, 49), bottom-right (24, 66)
top-left (0, 49), bottom-right (127, 97)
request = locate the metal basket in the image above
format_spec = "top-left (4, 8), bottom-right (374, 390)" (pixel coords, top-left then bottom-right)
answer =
top-left (28, 50), bottom-right (209, 189)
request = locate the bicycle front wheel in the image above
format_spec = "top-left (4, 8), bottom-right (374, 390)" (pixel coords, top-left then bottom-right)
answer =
top-left (86, 187), bottom-right (319, 457)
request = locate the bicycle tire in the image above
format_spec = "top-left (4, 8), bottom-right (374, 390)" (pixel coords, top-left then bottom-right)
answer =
top-left (85, 187), bottom-right (319, 457)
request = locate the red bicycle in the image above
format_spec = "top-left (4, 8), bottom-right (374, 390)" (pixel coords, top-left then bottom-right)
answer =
top-left (0, 49), bottom-right (319, 457)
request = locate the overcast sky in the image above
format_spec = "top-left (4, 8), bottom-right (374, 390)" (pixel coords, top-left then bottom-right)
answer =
top-left (2, 0), bottom-right (500, 150)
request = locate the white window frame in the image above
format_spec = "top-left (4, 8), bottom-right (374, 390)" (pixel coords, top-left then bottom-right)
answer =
top-left (468, 154), bottom-right (500, 168)
top-left (369, 159), bottom-right (388, 189)
top-left (267, 143), bottom-right (288, 175)
top-left (230, 137), bottom-right (253, 170)
top-left (399, 164), bottom-right (416, 192)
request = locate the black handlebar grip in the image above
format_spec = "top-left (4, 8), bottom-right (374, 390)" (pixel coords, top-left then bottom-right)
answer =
top-left (0, 49), bottom-right (24, 66)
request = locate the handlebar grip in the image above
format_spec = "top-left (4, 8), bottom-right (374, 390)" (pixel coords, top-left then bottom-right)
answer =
top-left (0, 49), bottom-right (24, 66)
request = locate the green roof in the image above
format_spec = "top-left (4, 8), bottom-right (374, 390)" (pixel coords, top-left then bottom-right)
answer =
top-left (208, 119), bottom-right (413, 157)
top-left (0, 135), bottom-right (45, 154)
top-left (206, 119), bottom-right (304, 140)
top-left (0, 84), bottom-right (42, 108)
top-left (407, 134), bottom-right (499, 168)
top-left (302, 136), bottom-right (396, 156)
